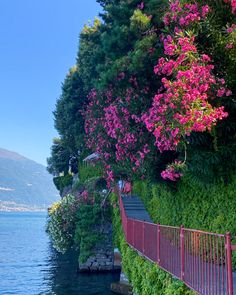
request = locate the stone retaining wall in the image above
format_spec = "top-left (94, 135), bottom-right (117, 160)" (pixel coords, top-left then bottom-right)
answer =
top-left (78, 223), bottom-right (121, 273)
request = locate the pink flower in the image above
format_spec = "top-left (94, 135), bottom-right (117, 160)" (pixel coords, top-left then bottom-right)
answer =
top-left (117, 72), bottom-right (125, 81)
top-left (84, 0), bottom-right (230, 183)
top-left (161, 167), bottom-right (182, 181)
top-left (227, 24), bottom-right (236, 33)
top-left (232, 0), bottom-right (236, 13)
top-left (137, 2), bottom-right (145, 10)
top-left (170, 1), bottom-right (181, 13)
top-left (202, 54), bottom-right (211, 62)
top-left (202, 5), bottom-right (210, 18)
top-left (164, 35), bottom-right (178, 56)
top-left (225, 43), bottom-right (234, 49)
top-left (81, 190), bottom-right (89, 202)
top-left (226, 90), bottom-right (232, 96)
top-left (217, 88), bottom-right (226, 97)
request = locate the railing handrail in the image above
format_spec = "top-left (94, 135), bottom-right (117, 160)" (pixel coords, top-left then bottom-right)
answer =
top-left (128, 218), bottom-right (226, 237)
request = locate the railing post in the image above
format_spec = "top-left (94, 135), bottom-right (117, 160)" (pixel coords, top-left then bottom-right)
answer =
top-left (226, 232), bottom-right (234, 295)
top-left (157, 223), bottom-right (160, 264)
top-left (132, 219), bottom-right (135, 247)
top-left (180, 225), bottom-right (185, 281)
top-left (143, 222), bottom-right (145, 254)
top-left (125, 215), bottom-right (128, 240)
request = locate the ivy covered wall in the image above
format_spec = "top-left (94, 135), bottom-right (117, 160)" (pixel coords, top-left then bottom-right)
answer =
top-left (133, 175), bottom-right (236, 266)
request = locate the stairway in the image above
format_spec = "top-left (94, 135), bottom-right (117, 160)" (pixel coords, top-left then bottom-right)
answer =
top-left (121, 195), bottom-right (152, 223)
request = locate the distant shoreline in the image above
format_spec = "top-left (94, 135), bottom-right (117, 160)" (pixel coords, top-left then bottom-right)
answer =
top-left (0, 208), bottom-right (47, 212)
top-left (0, 200), bottom-right (49, 212)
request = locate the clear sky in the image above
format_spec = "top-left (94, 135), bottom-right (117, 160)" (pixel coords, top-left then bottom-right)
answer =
top-left (0, 0), bottom-right (101, 165)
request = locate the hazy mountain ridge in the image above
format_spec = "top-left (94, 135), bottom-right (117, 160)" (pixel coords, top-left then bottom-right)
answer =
top-left (0, 148), bottom-right (27, 161)
top-left (0, 148), bottom-right (59, 207)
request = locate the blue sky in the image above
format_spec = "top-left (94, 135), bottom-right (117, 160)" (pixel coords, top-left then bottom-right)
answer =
top-left (0, 0), bottom-right (100, 165)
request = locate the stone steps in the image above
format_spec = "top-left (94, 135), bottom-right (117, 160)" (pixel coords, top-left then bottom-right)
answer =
top-left (121, 195), bottom-right (152, 223)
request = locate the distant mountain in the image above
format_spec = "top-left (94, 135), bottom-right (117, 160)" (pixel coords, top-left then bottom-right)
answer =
top-left (0, 148), bottom-right (59, 208)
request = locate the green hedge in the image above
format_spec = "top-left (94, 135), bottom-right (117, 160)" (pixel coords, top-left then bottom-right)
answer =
top-left (132, 174), bottom-right (236, 266)
top-left (111, 193), bottom-right (195, 295)
top-left (78, 163), bottom-right (103, 183)
top-left (53, 174), bottom-right (73, 193)
top-left (74, 199), bottom-right (108, 263)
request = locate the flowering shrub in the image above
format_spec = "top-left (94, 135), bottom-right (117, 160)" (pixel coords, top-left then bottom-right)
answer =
top-left (47, 165), bottom-right (111, 259)
top-left (161, 161), bottom-right (185, 181)
top-left (144, 31), bottom-right (228, 153)
top-left (142, 0), bottom-right (230, 180)
top-left (85, 87), bottom-right (152, 185)
top-left (46, 195), bottom-right (79, 253)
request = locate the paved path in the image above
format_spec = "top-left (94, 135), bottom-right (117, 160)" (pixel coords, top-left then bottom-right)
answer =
top-left (121, 195), bottom-right (152, 222)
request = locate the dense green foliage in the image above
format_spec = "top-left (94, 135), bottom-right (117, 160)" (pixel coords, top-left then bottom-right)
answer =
top-left (111, 192), bottom-right (195, 295)
top-left (133, 175), bottom-right (236, 266)
top-left (54, 67), bottom-right (86, 158)
top-left (47, 67), bottom-right (87, 176)
top-left (133, 176), bottom-right (236, 233)
top-left (77, 163), bottom-right (103, 184)
top-left (53, 174), bottom-right (73, 194)
top-left (74, 193), bottom-right (110, 263)
top-left (47, 138), bottom-right (71, 176)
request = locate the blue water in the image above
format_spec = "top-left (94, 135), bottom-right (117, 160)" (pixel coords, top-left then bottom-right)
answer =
top-left (0, 212), bottom-right (119, 295)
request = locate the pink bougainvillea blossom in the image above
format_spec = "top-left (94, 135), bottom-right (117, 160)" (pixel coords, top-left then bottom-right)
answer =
top-left (163, 1), bottom-right (210, 27)
top-left (227, 23), bottom-right (236, 33)
top-left (145, 31), bottom-right (228, 153)
top-left (137, 2), bottom-right (145, 10)
top-left (144, 0), bottom-right (229, 180)
top-left (225, 43), bottom-right (234, 49)
top-left (84, 87), bottom-right (152, 185)
top-left (161, 166), bottom-right (182, 181)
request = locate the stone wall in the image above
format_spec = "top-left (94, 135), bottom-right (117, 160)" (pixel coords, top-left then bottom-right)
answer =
top-left (78, 223), bottom-right (121, 273)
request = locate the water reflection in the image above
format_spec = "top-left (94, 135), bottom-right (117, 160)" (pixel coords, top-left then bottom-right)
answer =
top-left (44, 246), bottom-right (120, 295)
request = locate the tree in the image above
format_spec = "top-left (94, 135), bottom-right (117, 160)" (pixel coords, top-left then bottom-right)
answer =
top-left (47, 138), bottom-right (71, 176)
top-left (54, 66), bottom-right (87, 156)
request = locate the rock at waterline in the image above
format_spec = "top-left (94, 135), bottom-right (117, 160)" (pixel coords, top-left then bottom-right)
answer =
top-left (110, 282), bottom-right (133, 295)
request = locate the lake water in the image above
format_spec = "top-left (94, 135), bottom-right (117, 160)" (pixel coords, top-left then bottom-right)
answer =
top-left (0, 212), bottom-right (120, 295)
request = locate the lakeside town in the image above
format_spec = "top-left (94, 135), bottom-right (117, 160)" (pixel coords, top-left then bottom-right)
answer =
top-left (0, 201), bottom-right (46, 212)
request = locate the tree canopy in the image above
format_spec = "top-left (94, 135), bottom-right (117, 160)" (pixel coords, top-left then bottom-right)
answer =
top-left (48, 0), bottom-right (236, 186)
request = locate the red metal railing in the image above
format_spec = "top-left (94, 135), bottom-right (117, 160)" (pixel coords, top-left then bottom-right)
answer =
top-left (119, 193), bottom-right (235, 295)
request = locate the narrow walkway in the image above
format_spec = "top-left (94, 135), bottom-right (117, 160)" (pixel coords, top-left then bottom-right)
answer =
top-left (121, 195), bottom-right (152, 222)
